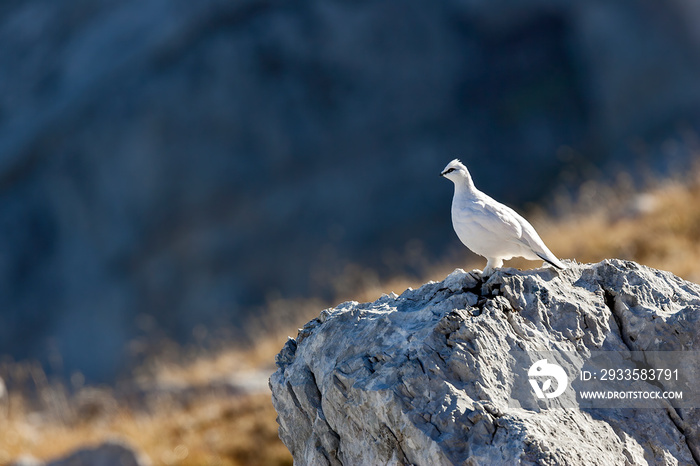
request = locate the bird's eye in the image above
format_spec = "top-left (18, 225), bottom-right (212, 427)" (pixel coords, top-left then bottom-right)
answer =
top-left (446, 168), bottom-right (455, 174)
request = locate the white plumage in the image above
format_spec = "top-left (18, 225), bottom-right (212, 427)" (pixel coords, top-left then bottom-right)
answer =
top-left (440, 159), bottom-right (565, 275)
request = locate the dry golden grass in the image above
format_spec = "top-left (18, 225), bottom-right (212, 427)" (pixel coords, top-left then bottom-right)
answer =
top-left (542, 179), bottom-right (700, 283)
top-left (3, 170), bottom-right (700, 465)
top-left (0, 391), bottom-right (290, 466)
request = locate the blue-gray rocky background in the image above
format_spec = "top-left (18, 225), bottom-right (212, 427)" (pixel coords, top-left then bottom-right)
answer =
top-left (2, 0), bottom-right (700, 380)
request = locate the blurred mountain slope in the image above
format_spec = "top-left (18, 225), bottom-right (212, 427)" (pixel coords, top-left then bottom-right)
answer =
top-left (1, 0), bottom-right (700, 379)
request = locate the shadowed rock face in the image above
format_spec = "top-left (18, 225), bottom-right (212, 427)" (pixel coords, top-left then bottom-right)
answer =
top-left (270, 260), bottom-right (700, 465)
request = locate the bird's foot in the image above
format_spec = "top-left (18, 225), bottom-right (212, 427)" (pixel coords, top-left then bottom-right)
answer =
top-left (483, 258), bottom-right (503, 277)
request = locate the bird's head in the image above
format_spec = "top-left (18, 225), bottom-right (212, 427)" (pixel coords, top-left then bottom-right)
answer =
top-left (440, 159), bottom-right (470, 184)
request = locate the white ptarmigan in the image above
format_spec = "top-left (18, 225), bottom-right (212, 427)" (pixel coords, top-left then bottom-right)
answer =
top-left (440, 159), bottom-right (565, 275)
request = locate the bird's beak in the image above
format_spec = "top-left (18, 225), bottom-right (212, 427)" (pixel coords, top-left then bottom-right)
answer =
top-left (439, 171), bottom-right (445, 177)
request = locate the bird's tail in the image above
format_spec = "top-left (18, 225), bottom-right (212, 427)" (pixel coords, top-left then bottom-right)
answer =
top-left (536, 252), bottom-right (566, 270)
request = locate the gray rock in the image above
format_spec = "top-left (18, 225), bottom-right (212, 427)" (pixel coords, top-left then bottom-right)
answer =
top-left (48, 441), bottom-right (148, 466)
top-left (270, 260), bottom-right (700, 465)
top-left (9, 441), bottom-right (148, 466)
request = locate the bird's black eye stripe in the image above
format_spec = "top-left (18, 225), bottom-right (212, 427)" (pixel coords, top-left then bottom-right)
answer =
top-left (445, 168), bottom-right (455, 174)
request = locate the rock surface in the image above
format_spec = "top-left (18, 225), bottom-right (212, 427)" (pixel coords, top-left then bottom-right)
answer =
top-left (9, 441), bottom-right (149, 466)
top-left (270, 260), bottom-right (700, 465)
